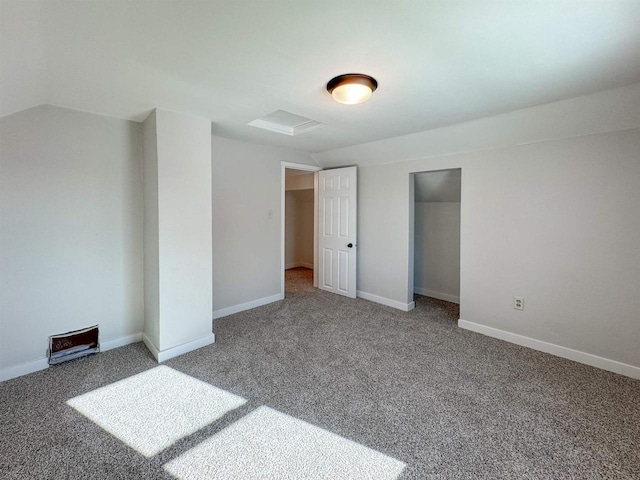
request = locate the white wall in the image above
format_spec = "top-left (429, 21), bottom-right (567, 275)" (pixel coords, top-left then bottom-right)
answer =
top-left (142, 111), bottom-right (159, 349)
top-left (285, 189), bottom-right (314, 269)
top-left (143, 109), bottom-right (213, 356)
top-left (0, 105), bottom-right (143, 377)
top-left (212, 137), bottom-right (317, 315)
top-left (0, 1), bottom-right (47, 117)
top-left (314, 82), bottom-right (640, 168)
top-left (320, 84), bottom-right (640, 377)
top-left (414, 202), bottom-right (460, 303)
top-left (3, 85), bottom-right (638, 381)
top-left (357, 129), bottom-right (640, 374)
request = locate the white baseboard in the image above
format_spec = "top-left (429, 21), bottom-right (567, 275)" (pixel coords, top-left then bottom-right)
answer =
top-left (142, 333), bottom-right (160, 360)
top-left (414, 287), bottom-right (460, 304)
top-left (458, 319), bottom-right (640, 380)
top-left (101, 332), bottom-right (142, 352)
top-left (142, 332), bottom-right (215, 363)
top-left (357, 290), bottom-right (415, 312)
top-left (0, 331), bottom-right (144, 383)
top-left (0, 358), bottom-right (50, 382)
top-left (213, 293), bottom-right (284, 319)
top-left (285, 262), bottom-right (314, 270)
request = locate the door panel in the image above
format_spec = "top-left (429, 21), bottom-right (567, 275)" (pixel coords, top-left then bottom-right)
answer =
top-left (322, 248), bottom-right (333, 288)
top-left (339, 196), bottom-right (349, 238)
top-left (323, 197), bottom-right (333, 236)
top-left (338, 250), bottom-right (349, 293)
top-left (318, 167), bottom-right (357, 298)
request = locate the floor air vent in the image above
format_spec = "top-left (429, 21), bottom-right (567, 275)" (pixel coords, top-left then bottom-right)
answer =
top-left (48, 325), bottom-right (100, 365)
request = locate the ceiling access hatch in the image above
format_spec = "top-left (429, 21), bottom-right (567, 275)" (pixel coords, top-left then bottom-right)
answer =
top-left (248, 110), bottom-right (323, 136)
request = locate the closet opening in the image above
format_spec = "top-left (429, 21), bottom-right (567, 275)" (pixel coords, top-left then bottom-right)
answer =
top-left (411, 168), bottom-right (461, 320)
top-left (280, 162), bottom-right (322, 296)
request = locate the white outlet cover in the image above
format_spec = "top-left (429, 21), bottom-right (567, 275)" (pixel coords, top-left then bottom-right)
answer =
top-left (514, 296), bottom-right (524, 310)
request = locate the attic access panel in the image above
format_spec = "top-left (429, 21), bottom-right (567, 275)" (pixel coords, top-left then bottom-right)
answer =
top-left (248, 110), bottom-right (323, 136)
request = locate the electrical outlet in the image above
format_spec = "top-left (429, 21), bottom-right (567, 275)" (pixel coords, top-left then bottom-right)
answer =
top-left (514, 296), bottom-right (524, 310)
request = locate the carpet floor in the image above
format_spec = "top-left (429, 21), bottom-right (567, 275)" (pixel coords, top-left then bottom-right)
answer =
top-left (1, 267), bottom-right (638, 479)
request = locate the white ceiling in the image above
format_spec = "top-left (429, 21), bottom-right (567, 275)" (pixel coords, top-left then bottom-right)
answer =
top-left (414, 169), bottom-right (461, 203)
top-left (2, 1), bottom-right (640, 154)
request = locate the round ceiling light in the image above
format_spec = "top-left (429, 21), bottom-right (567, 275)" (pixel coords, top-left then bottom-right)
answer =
top-left (326, 73), bottom-right (378, 105)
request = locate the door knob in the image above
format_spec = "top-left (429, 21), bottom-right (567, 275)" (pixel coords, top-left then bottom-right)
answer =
top-left (347, 243), bottom-right (353, 248)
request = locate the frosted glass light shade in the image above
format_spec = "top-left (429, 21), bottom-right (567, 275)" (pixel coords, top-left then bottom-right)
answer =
top-left (331, 83), bottom-right (373, 104)
top-left (327, 74), bottom-right (378, 105)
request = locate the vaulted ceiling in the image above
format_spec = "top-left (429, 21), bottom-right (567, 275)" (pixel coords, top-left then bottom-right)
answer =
top-left (2, 1), bottom-right (640, 154)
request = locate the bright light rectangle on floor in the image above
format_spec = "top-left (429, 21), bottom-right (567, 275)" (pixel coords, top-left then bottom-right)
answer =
top-left (67, 366), bottom-right (246, 457)
top-left (163, 406), bottom-right (406, 479)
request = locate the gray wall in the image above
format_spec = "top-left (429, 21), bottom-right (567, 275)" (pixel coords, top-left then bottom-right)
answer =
top-left (0, 105), bottom-right (144, 371)
top-left (211, 136), bottom-right (316, 313)
top-left (357, 128), bottom-right (640, 369)
top-left (414, 202), bottom-right (460, 303)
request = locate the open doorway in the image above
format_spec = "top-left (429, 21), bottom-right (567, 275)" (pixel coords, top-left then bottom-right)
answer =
top-left (280, 162), bottom-right (322, 297)
top-left (412, 169), bottom-right (461, 320)
top-left (285, 169), bottom-right (315, 292)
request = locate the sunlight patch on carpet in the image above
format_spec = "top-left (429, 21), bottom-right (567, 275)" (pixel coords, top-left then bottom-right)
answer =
top-left (163, 406), bottom-right (406, 479)
top-left (66, 365), bottom-right (246, 457)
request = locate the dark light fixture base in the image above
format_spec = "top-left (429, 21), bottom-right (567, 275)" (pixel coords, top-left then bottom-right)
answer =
top-left (326, 74), bottom-right (378, 95)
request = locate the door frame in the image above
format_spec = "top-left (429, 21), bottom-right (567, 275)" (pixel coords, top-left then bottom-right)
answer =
top-left (281, 161), bottom-right (323, 297)
top-left (408, 167), bottom-right (463, 308)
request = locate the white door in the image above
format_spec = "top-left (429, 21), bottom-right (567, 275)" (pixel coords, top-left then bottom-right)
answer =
top-left (318, 167), bottom-right (357, 298)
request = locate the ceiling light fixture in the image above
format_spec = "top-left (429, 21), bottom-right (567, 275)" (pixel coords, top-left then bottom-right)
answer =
top-left (326, 73), bottom-right (378, 105)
